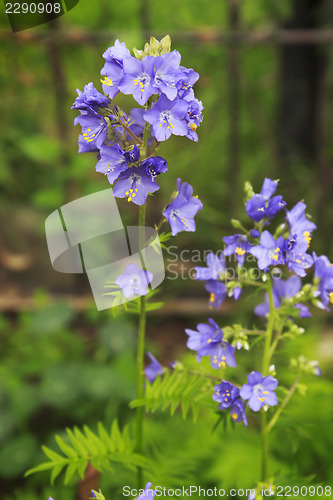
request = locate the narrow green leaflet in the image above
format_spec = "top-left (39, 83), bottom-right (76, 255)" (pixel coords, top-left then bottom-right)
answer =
top-left (130, 369), bottom-right (216, 422)
top-left (25, 420), bottom-right (150, 485)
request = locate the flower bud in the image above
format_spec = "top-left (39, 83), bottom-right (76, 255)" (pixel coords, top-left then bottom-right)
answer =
top-left (160, 34), bottom-right (172, 54)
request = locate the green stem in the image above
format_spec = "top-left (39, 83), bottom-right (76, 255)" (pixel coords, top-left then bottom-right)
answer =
top-left (136, 206), bottom-right (146, 489)
top-left (261, 411), bottom-right (268, 482)
top-left (235, 278), bottom-right (266, 288)
top-left (267, 374), bottom-right (300, 432)
top-left (135, 115), bottom-right (151, 489)
top-left (261, 277), bottom-right (275, 482)
top-left (155, 216), bottom-right (166, 233)
top-left (242, 329), bottom-right (266, 336)
top-left (262, 278), bottom-right (275, 376)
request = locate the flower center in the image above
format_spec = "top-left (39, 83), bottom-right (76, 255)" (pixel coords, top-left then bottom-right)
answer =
top-left (235, 246), bottom-right (246, 256)
top-left (253, 383), bottom-right (264, 394)
top-left (159, 111), bottom-right (175, 131)
top-left (271, 247), bottom-right (280, 261)
top-left (124, 174), bottom-right (141, 202)
top-left (134, 73), bottom-right (150, 92)
top-left (100, 76), bottom-right (113, 87)
top-left (170, 209), bottom-right (188, 229)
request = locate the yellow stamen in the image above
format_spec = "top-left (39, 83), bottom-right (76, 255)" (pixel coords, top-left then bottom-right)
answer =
top-left (272, 247), bottom-right (280, 261)
top-left (235, 247), bottom-right (246, 256)
top-left (304, 230), bottom-right (311, 246)
top-left (100, 77), bottom-right (113, 87)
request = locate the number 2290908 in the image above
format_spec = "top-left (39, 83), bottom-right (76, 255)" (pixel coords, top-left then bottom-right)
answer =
top-left (5, 3), bottom-right (61, 14)
top-left (276, 485), bottom-right (331, 496)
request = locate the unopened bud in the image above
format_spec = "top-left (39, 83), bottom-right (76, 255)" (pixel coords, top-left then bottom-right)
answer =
top-left (160, 34), bottom-right (172, 53)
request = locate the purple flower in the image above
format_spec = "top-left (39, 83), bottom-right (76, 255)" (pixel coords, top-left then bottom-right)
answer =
top-left (100, 40), bottom-right (131, 99)
top-left (313, 366), bottom-right (322, 376)
top-left (185, 318), bottom-right (223, 362)
top-left (129, 108), bottom-right (145, 139)
top-left (313, 252), bottom-right (333, 310)
top-left (118, 56), bottom-right (158, 105)
top-left (230, 399), bottom-right (248, 426)
top-left (233, 286), bottom-right (242, 300)
top-left (240, 371), bottom-right (278, 412)
top-left (144, 352), bottom-right (164, 382)
top-left (113, 164), bottom-right (160, 205)
top-left (255, 275), bottom-right (311, 318)
top-left (176, 67), bottom-right (199, 99)
top-left (153, 51), bottom-right (183, 100)
top-left (74, 109), bottom-right (107, 150)
top-left (246, 178), bottom-right (286, 222)
top-left (137, 482), bottom-right (156, 500)
top-left (95, 144), bottom-right (129, 184)
top-left (78, 134), bottom-right (99, 153)
top-left (249, 231), bottom-right (285, 270)
top-left (211, 341), bottom-right (237, 370)
top-left (250, 229), bottom-right (260, 238)
top-left (102, 39), bottom-right (131, 63)
top-left (213, 380), bottom-right (239, 409)
top-left (205, 280), bottom-right (227, 308)
top-left (115, 263), bottom-right (153, 298)
top-left (246, 194), bottom-right (266, 222)
top-left (72, 82), bottom-right (109, 112)
top-left (286, 201), bottom-right (316, 248)
top-left (184, 96), bottom-right (203, 142)
top-left (144, 95), bottom-right (188, 141)
top-left (223, 234), bottom-right (252, 266)
top-left (185, 318), bottom-right (237, 369)
top-left (124, 144), bottom-right (141, 163)
top-left (194, 252), bottom-right (225, 280)
top-left (213, 381), bottom-right (247, 425)
top-left (283, 237), bottom-right (313, 277)
top-left (141, 156), bottom-right (168, 180)
top-left (163, 179), bottom-right (203, 236)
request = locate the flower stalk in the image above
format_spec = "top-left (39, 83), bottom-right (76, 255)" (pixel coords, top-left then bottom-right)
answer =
top-left (261, 277), bottom-right (275, 482)
top-left (135, 116), bottom-right (151, 488)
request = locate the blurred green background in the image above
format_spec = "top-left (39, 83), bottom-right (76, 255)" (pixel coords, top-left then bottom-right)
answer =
top-left (0, 0), bottom-right (333, 499)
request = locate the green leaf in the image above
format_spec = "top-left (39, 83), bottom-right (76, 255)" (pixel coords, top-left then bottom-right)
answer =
top-left (55, 435), bottom-right (77, 459)
top-left (25, 461), bottom-right (55, 477)
top-left (130, 369), bottom-right (216, 422)
top-left (26, 420), bottom-right (150, 485)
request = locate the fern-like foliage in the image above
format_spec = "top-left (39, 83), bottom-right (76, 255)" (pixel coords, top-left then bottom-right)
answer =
top-left (130, 369), bottom-right (216, 422)
top-left (25, 420), bottom-right (150, 485)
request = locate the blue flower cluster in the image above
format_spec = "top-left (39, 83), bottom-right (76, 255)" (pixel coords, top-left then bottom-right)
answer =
top-left (72, 36), bottom-right (203, 219)
top-left (184, 318), bottom-right (278, 425)
top-left (185, 318), bottom-right (237, 369)
top-left (194, 177), bottom-right (333, 313)
top-left (184, 178), bottom-right (330, 426)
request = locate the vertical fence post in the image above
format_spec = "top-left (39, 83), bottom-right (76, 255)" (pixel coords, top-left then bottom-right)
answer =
top-left (140, 0), bottom-right (150, 41)
top-left (227, 0), bottom-right (241, 215)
